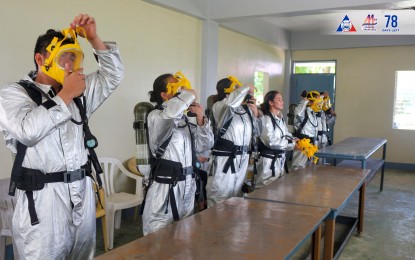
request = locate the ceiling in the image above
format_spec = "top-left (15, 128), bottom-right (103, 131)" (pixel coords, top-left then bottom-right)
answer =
top-left (143, 0), bottom-right (415, 49)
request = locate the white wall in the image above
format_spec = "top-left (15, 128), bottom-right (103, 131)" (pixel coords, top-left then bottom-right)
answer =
top-left (217, 28), bottom-right (286, 93)
top-left (0, 0), bottom-right (202, 179)
top-left (0, 1), bottom-right (285, 180)
top-left (293, 46), bottom-right (415, 164)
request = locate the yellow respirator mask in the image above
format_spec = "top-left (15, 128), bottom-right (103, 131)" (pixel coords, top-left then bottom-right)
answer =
top-left (297, 138), bottom-right (319, 164)
top-left (322, 96), bottom-right (332, 111)
top-left (166, 71), bottom-right (192, 96)
top-left (41, 27), bottom-right (85, 85)
top-left (306, 91), bottom-right (323, 113)
top-left (224, 76), bottom-right (242, 94)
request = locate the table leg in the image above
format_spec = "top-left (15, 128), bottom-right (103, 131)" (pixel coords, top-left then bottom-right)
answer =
top-left (312, 224), bottom-right (322, 260)
top-left (380, 143), bottom-right (387, 192)
top-left (323, 217), bottom-right (335, 260)
top-left (358, 183), bottom-right (366, 234)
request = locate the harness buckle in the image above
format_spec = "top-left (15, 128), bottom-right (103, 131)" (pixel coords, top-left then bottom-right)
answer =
top-left (64, 169), bottom-right (86, 183)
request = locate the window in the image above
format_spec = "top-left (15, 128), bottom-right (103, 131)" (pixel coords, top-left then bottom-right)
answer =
top-left (254, 71), bottom-right (269, 105)
top-left (393, 71), bottom-right (415, 130)
top-left (293, 61), bottom-right (336, 74)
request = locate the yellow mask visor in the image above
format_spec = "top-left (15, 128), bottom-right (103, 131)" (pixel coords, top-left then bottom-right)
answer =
top-left (41, 27), bottom-right (85, 85)
top-left (166, 71), bottom-right (192, 96)
top-left (306, 90), bottom-right (323, 112)
top-left (224, 76), bottom-right (242, 94)
top-left (297, 138), bottom-right (319, 164)
top-left (322, 96), bottom-right (332, 111)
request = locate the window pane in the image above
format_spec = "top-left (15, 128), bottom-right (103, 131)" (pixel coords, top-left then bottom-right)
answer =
top-left (293, 61), bottom-right (336, 74)
top-left (393, 71), bottom-right (415, 130)
top-left (254, 71), bottom-right (269, 105)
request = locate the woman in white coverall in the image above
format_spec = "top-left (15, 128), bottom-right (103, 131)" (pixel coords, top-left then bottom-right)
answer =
top-left (207, 77), bottom-right (261, 207)
top-left (141, 73), bottom-right (213, 235)
top-left (256, 91), bottom-right (296, 188)
top-left (292, 91), bottom-right (322, 168)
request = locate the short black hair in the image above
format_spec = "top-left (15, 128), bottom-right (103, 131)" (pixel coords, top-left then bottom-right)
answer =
top-left (33, 29), bottom-right (74, 71)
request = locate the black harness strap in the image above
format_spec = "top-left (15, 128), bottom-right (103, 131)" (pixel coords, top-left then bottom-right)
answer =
top-left (261, 111), bottom-right (290, 174)
top-left (9, 80), bottom-right (55, 196)
top-left (258, 140), bottom-right (285, 177)
top-left (294, 108), bottom-right (310, 138)
top-left (9, 80), bottom-right (102, 225)
top-left (139, 106), bottom-right (184, 221)
top-left (212, 105), bottom-right (254, 175)
top-left (73, 97), bottom-right (103, 186)
top-left (242, 105), bottom-right (258, 190)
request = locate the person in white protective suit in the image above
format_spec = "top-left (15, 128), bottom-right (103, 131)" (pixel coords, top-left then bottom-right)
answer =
top-left (316, 92), bottom-right (329, 149)
top-left (256, 91), bottom-right (297, 188)
top-left (0, 14), bottom-right (124, 259)
top-left (292, 90), bottom-right (322, 168)
top-left (322, 91), bottom-right (337, 145)
top-left (206, 76), bottom-right (262, 207)
top-left (141, 73), bottom-right (214, 235)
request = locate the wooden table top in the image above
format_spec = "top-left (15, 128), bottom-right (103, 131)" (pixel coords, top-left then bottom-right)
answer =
top-left (246, 165), bottom-right (370, 215)
top-left (96, 197), bottom-right (330, 260)
top-left (315, 137), bottom-right (387, 160)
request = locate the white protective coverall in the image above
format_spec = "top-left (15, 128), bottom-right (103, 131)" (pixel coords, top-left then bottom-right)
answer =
top-left (207, 86), bottom-right (261, 207)
top-left (316, 110), bottom-right (328, 149)
top-left (142, 90), bottom-right (213, 235)
top-left (256, 113), bottom-right (295, 187)
top-left (292, 99), bottom-right (318, 168)
top-left (0, 42), bottom-right (124, 260)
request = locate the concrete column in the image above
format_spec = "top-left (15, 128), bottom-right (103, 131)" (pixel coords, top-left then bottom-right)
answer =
top-left (200, 20), bottom-right (219, 107)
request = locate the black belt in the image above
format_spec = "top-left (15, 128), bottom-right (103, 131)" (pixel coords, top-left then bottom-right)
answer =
top-left (20, 164), bottom-right (91, 226)
top-left (212, 145), bottom-right (249, 174)
top-left (177, 167), bottom-right (195, 181)
top-left (317, 131), bottom-right (326, 136)
top-left (259, 150), bottom-right (284, 177)
top-left (20, 164), bottom-right (90, 188)
top-left (142, 165), bottom-right (195, 222)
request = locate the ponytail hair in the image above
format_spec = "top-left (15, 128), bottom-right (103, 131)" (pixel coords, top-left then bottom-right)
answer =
top-left (148, 73), bottom-right (172, 106)
top-left (260, 90), bottom-right (280, 112)
top-left (213, 78), bottom-right (231, 103)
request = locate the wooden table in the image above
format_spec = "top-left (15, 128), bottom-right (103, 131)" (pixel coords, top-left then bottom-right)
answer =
top-left (96, 197), bottom-right (330, 260)
top-left (245, 165), bottom-right (370, 260)
top-left (315, 137), bottom-right (387, 191)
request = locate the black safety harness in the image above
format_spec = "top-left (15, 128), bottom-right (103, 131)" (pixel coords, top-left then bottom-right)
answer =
top-left (258, 111), bottom-right (291, 176)
top-left (211, 105), bottom-right (255, 175)
top-left (8, 80), bottom-right (103, 226)
top-left (139, 106), bottom-right (199, 221)
top-left (293, 108), bottom-right (316, 144)
top-left (315, 111), bottom-right (326, 137)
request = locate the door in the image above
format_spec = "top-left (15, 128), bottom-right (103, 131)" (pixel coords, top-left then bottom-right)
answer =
top-left (289, 73), bottom-right (336, 142)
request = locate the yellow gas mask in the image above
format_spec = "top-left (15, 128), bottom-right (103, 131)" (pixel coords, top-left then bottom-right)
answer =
top-left (322, 96), bottom-right (332, 111)
top-left (224, 76), bottom-right (242, 94)
top-left (307, 91), bottom-right (323, 113)
top-left (41, 27), bottom-right (84, 85)
top-left (297, 138), bottom-right (319, 164)
top-left (166, 71), bottom-right (192, 96)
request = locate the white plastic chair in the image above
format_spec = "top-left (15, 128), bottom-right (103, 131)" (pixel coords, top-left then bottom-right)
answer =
top-left (0, 178), bottom-right (18, 260)
top-left (99, 158), bottom-right (144, 250)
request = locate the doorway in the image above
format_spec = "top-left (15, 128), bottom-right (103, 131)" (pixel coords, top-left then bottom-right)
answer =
top-left (289, 61), bottom-right (336, 142)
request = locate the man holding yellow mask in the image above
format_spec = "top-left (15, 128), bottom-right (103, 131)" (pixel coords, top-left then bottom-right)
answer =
top-left (0, 13), bottom-right (124, 259)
